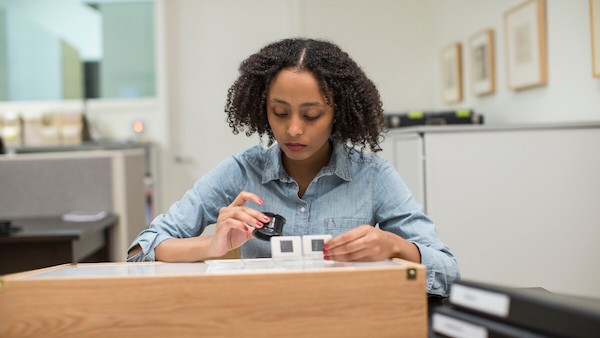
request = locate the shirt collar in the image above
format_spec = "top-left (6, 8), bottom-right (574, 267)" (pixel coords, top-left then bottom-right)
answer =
top-left (262, 141), bottom-right (352, 184)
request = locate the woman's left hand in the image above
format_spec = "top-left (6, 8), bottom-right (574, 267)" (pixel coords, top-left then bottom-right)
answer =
top-left (324, 225), bottom-right (420, 263)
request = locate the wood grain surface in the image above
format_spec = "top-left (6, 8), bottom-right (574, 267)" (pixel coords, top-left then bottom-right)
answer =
top-left (0, 259), bottom-right (426, 337)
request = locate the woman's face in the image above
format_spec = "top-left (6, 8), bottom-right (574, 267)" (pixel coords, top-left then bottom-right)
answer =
top-left (266, 68), bottom-right (334, 165)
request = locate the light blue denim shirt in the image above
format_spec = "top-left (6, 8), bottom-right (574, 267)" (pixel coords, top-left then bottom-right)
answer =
top-left (128, 141), bottom-right (459, 296)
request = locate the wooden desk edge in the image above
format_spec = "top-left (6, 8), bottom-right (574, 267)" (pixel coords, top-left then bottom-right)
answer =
top-left (1, 258), bottom-right (424, 282)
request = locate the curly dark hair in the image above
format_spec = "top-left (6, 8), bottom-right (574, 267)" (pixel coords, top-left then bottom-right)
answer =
top-left (225, 38), bottom-right (386, 152)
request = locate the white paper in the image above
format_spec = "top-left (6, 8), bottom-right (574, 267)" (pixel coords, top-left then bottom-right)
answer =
top-left (62, 211), bottom-right (108, 222)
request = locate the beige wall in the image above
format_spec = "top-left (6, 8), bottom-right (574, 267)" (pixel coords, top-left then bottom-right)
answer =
top-left (430, 0), bottom-right (599, 123)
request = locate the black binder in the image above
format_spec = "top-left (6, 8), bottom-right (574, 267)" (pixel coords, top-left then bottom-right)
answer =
top-left (432, 306), bottom-right (551, 338)
top-left (448, 280), bottom-right (600, 338)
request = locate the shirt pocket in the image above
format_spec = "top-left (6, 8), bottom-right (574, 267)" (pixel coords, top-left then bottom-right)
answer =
top-left (324, 217), bottom-right (371, 237)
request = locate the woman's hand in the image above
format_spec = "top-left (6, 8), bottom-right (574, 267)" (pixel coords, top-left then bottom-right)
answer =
top-left (208, 191), bottom-right (270, 257)
top-left (324, 225), bottom-right (421, 263)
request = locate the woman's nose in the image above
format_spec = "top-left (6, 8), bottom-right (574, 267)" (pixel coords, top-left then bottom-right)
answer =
top-left (287, 117), bottom-right (303, 137)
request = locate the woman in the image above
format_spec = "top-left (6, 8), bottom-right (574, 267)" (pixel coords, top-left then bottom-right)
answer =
top-left (128, 38), bottom-right (459, 297)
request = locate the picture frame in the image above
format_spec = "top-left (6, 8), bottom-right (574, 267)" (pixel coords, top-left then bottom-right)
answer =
top-left (441, 42), bottom-right (463, 103)
top-left (591, 0), bottom-right (600, 77)
top-left (504, 0), bottom-right (547, 90)
top-left (469, 29), bottom-right (495, 96)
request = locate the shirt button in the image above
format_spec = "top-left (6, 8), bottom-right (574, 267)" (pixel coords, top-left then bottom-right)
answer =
top-left (300, 207), bottom-right (306, 212)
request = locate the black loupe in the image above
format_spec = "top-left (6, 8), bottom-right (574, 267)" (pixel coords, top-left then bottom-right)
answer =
top-left (253, 212), bottom-right (286, 241)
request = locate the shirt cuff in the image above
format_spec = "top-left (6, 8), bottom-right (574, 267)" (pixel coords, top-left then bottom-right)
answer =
top-left (126, 232), bottom-right (173, 262)
top-left (412, 242), bottom-right (452, 297)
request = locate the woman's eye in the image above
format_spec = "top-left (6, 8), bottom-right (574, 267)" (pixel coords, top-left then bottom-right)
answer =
top-left (303, 109), bottom-right (323, 121)
top-left (273, 111), bottom-right (288, 117)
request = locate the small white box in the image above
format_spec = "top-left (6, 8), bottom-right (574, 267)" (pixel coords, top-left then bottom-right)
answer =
top-left (302, 235), bottom-right (332, 258)
top-left (271, 236), bottom-right (303, 258)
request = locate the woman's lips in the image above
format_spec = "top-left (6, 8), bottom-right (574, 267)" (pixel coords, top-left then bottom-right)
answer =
top-left (285, 143), bottom-right (306, 151)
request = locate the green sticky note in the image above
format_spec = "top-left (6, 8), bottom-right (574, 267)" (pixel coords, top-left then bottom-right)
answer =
top-left (455, 109), bottom-right (471, 118)
top-left (407, 111), bottom-right (424, 119)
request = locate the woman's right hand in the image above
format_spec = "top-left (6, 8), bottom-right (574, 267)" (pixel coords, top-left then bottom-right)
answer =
top-left (208, 191), bottom-right (270, 257)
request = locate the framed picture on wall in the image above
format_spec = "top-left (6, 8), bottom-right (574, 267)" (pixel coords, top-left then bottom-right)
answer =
top-left (441, 42), bottom-right (463, 103)
top-left (591, 0), bottom-right (600, 77)
top-left (469, 28), bottom-right (495, 96)
top-left (504, 0), bottom-right (548, 90)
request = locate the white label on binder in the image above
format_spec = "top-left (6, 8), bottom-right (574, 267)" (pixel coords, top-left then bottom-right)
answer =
top-left (432, 313), bottom-right (488, 338)
top-left (450, 284), bottom-right (510, 317)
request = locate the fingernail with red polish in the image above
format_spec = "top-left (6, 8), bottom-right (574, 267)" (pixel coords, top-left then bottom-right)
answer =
top-left (323, 255), bottom-right (330, 260)
top-left (323, 244), bottom-right (329, 250)
top-left (263, 216), bottom-right (270, 222)
top-left (258, 199), bottom-right (264, 205)
top-left (256, 221), bottom-right (263, 227)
